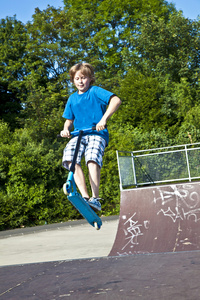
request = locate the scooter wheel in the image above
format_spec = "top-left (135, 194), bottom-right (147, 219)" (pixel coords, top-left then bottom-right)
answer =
top-left (94, 222), bottom-right (100, 230)
top-left (63, 183), bottom-right (68, 195)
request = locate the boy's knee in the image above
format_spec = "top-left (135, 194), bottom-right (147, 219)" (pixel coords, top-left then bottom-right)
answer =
top-left (87, 160), bottom-right (101, 169)
top-left (63, 160), bottom-right (72, 170)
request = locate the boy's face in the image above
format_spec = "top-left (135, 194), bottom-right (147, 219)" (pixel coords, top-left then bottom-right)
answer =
top-left (74, 70), bottom-right (91, 94)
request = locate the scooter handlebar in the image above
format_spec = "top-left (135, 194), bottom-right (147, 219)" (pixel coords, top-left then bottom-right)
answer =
top-left (70, 126), bottom-right (96, 136)
top-left (57, 125), bottom-right (106, 138)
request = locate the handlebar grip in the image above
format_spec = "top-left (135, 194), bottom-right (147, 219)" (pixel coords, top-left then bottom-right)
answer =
top-left (91, 125), bottom-right (107, 130)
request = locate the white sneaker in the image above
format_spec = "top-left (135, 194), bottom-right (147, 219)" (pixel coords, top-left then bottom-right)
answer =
top-left (83, 197), bottom-right (89, 202)
top-left (88, 197), bottom-right (102, 211)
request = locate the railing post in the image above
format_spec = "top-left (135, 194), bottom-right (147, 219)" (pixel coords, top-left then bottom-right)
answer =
top-left (131, 153), bottom-right (138, 187)
top-left (185, 145), bottom-right (191, 182)
top-left (116, 151), bottom-right (123, 191)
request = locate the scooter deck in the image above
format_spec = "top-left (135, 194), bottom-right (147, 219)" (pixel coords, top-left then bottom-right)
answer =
top-left (67, 194), bottom-right (102, 230)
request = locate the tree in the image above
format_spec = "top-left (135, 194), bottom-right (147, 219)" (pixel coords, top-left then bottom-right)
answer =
top-left (135, 13), bottom-right (200, 84)
top-left (3, 1), bottom-right (200, 230)
top-left (121, 13), bottom-right (200, 138)
top-left (62, 0), bottom-right (175, 89)
top-left (0, 123), bottom-right (80, 230)
top-left (117, 69), bottom-right (162, 130)
top-left (25, 7), bottom-right (69, 84)
top-left (0, 17), bottom-right (27, 130)
top-left (22, 74), bottom-right (65, 142)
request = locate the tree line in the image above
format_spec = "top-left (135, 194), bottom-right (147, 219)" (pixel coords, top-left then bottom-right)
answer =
top-left (0, 0), bottom-right (200, 229)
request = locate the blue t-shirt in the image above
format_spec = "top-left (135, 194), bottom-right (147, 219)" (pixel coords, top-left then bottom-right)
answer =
top-left (62, 86), bottom-right (114, 145)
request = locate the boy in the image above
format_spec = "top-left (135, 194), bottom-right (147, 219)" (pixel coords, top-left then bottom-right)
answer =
top-left (60, 62), bottom-right (121, 211)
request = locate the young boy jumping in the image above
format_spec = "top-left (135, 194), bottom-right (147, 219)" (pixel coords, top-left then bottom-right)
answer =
top-left (60, 62), bottom-right (121, 211)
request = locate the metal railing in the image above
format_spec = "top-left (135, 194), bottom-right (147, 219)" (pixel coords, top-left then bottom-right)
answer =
top-left (117, 143), bottom-right (200, 190)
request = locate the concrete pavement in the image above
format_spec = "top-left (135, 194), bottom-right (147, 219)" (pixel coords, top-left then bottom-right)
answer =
top-left (0, 216), bottom-right (118, 266)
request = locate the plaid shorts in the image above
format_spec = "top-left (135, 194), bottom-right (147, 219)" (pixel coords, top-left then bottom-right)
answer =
top-left (62, 135), bottom-right (106, 170)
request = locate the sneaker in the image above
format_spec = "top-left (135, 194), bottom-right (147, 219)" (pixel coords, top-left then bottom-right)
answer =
top-left (83, 197), bottom-right (89, 202)
top-left (88, 197), bottom-right (102, 211)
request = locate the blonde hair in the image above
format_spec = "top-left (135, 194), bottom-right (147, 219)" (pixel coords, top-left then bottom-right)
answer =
top-left (69, 63), bottom-right (95, 85)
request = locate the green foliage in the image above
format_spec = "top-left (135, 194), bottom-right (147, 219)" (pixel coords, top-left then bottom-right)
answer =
top-left (135, 13), bottom-right (200, 83)
top-left (118, 70), bottom-right (162, 130)
top-left (22, 74), bottom-right (65, 142)
top-left (0, 1), bottom-right (200, 229)
top-left (0, 123), bottom-right (81, 230)
top-left (0, 17), bottom-right (27, 130)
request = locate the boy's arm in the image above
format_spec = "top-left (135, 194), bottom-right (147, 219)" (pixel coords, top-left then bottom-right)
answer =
top-left (60, 119), bottom-right (74, 138)
top-left (96, 95), bottom-right (122, 131)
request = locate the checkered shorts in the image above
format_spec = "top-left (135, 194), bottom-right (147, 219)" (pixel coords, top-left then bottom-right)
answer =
top-left (62, 135), bottom-right (106, 170)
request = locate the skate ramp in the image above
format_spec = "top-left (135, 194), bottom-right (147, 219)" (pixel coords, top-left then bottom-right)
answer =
top-left (1, 251), bottom-right (200, 299)
top-left (109, 182), bottom-right (200, 256)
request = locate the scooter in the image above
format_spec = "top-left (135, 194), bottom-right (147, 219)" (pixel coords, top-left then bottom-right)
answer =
top-left (60, 127), bottom-right (102, 230)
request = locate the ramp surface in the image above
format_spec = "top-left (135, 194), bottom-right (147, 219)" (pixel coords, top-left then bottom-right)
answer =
top-left (0, 216), bottom-right (118, 266)
top-left (109, 182), bottom-right (200, 256)
top-left (1, 251), bottom-right (200, 299)
top-left (1, 182), bottom-right (200, 299)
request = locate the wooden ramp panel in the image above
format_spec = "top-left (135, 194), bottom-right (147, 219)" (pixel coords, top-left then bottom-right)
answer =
top-left (109, 182), bottom-right (200, 256)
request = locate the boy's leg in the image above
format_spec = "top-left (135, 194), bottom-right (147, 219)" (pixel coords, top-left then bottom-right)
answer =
top-left (68, 162), bottom-right (90, 199)
top-left (87, 161), bottom-right (101, 198)
top-left (84, 135), bottom-right (106, 211)
top-left (87, 161), bottom-right (102, 211)
top-left (63, 136), bottom-right (89, 199)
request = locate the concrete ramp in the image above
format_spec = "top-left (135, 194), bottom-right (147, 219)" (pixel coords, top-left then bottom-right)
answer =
top-left (109, 182), bottom-right (200, 256)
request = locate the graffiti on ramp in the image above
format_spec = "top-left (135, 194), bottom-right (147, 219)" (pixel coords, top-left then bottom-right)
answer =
top-left (109, 182), bottom-right (200, 256)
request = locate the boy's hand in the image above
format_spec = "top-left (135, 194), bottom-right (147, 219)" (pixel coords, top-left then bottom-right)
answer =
top-left (96, 120), bottom-right (107, 132)
top-left (60, 129), bottom-right (71, 138)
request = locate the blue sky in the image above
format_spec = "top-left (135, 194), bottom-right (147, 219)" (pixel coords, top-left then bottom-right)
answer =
top-left (0, 0), bottom-right (64, 23)
top-left (167, 0), bottom-right (200, 20)
top-left (0, 0), bottom-right (199, 24)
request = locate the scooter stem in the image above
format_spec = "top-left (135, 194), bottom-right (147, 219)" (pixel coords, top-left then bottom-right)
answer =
top-left (70, 130), bottom-right (83, 173)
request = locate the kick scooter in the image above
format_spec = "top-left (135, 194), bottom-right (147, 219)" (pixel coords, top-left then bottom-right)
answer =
top-left (60, 127), bottom-right (102, 230)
